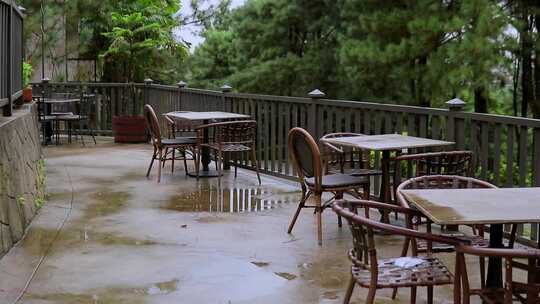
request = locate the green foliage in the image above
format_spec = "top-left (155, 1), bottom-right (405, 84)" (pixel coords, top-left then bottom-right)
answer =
top-left (99, 0), bottom-right (187, 83)
top-left (188, 0), bottom-right (519, 114)
top-left (17, 195), bottom-right (25, 206)
top-left (35, 159), bottom-right (46, 209)
top-left (23, 62), bottom-right (33, 88)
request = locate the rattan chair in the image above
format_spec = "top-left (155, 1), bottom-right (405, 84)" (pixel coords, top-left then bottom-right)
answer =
top-left (455, 244), bottom-right (540, 304)
top-left (320, 133), bottom-right (382, 196)
top-left (287, 127), bottom-right (370, 245)
top-left (163, 114), bottom-right (197, 174)
top-left (55, 93), bottom-right (97, 145)
top-left (393, 151), bottom-right (474, 188)
top-left (144, 104), bottom-right (197, 182)
top-left (194, 120), bottom-right (261, 184)
top-left (333, 199), bottom-right (462, 304)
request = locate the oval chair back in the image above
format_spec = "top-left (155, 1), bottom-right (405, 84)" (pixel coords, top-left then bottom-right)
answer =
top-left (144, 104), bottom-right (162, 147)
top-left (320, 132), bottom-right (367, 174)
top-left (288, 127), bottom-right (322, 192)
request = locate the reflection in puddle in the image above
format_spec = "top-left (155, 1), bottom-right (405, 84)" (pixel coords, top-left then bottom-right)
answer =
top-left (26, 279), bottom-right (179, 303)
top-left (163, 186), bottom-right (301, 213)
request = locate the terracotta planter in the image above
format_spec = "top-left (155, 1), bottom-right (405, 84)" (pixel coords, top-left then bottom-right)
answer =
top-left (112, 116), bottom-right (148, 143)
top-left (23, 87), bottom-right (32, 102)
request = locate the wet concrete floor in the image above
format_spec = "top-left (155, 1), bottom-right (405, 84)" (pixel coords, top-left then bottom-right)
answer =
top-left (0, 138), bottom-right (482, 303)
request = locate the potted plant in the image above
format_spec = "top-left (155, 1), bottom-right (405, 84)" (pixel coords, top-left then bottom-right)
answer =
top-left (22, 61), bottom-right (33, 102)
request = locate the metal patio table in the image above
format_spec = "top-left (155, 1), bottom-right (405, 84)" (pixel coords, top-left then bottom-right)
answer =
top-left (400, 187), bottom-right (540, 293)
top-left (39, 97), bottom-right (80, 144)
top-left (323, 134), bottom-right (454, 204)
top-left (165, 111), bottom-right (251, 177)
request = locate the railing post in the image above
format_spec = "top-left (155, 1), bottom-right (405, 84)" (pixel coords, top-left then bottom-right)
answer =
top-left (41, 77), bottom-right (50, 98)
top-left (308, 89), bottom-right (325, 137)
top-left (177, 80), bottom-right (187, 111)
top-left (3, 0), bottom-right (13, 116)
top-left (220, 84), bottom-right (232, 112)
top-left (534, 128), bottom-right (540, 187)
top-left (220, 84), bottom-right (233, 169)
top-left (143, 78), bottom-right (153, 106)
top-left (445, 98), bottom-right (466, 149)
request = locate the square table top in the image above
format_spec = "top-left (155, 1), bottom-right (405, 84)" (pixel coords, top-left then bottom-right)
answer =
top-left (400, 187), bottom-right (540, 225)
top-left (166, 111), bottom-right (250, 121)
top-left (323, 134), bottom-right (454, 151)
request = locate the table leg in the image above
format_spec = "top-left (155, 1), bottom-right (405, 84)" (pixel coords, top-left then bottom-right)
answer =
top-left (486, 224), bottom-right (504, 290)
top-left (379, 150), bottom-right (391, 222)
top-left (202, 121), bottom-right (211, 171)
top-left (45, 104), bottom-right (53, 143)
top-left (188, 119), bottom-right (221, 178)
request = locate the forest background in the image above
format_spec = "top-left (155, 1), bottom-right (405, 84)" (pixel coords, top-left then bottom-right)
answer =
top-left (20, 0), bottom-right (540, 117)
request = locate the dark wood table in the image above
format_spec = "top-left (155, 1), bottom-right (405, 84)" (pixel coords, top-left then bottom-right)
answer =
top-left (165, 111), bottom-right (251, 177)
top-left (400, 187), bottom-right (540, 292)
top-left (323, 134), bottom-right (454, 204)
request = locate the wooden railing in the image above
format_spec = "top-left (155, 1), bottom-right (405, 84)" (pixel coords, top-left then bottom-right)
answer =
top-left (33, 80), bottom-right (540, 247)
top-left (0, 0), bottom-right (24, 116)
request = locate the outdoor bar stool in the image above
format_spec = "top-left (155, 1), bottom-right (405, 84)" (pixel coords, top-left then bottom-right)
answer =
top-left (287, 127), bottom-right (370, 245)
top-left (320, 132), bottom-right (382, 197)
top-left (333, 199), bottom-right (462, 304)
top-left (455, 243), bottom-right (540, 303)
top-left (144, 104), bottom-right (197, 182)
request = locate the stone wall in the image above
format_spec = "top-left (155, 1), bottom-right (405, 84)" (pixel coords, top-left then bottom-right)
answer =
top-left (0, 103), bottom-right (42, 256)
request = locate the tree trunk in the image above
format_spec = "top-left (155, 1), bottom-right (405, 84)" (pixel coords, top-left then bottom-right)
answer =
top-left (520, 10), bottom-right (534, 118)
top-left (532, 14), bottom-right (540, 118)
top-left (474, 86), bottom-right (488, 113)
top-left (417, 57), bottom-right (430, 108)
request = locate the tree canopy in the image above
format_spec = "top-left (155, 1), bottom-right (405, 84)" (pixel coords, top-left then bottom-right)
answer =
top-left (188, 0), bottom-right (540, 117)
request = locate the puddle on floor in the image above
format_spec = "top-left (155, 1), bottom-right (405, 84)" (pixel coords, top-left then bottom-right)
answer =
top-left (25, 278), bottom-right (178, 303)
top-left (161, 186), bottom-right (301, 213)
top-left (85, 189), bottom-right (131, 219)
top-left (20, 226), bottom-right (159, 257)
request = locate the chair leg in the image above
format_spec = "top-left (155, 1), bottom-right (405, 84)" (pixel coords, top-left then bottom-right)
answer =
top-left (146, 146), bottom-right (157, 177)
top-left (427, 286), bottom-right (433, 304)
top-left (157, 148), bottom-right (163, 183)
top-left (183, 150), bottom-right (189, 175)
top-left (171, 148), bottom-right (175, 174)
top-left (287, 189), bottom-right (308, 233)
top-left (251, 148), bottom-right (261, 185)
top-left (366, 286), bottom-right (376, 304)
top-left (315, 193), bottom-right (323, 246)
top-left (479, 256), bottom-right (485, 289)
top-left (343, 274), bottom-right (355, 304)
top-left (162, 148), bottom-right (168, 168)
top-left (336, 191), bottom-right (343, 228)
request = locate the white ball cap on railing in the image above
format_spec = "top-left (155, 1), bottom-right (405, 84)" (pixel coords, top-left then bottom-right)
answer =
top-left (144, 78), bottom-right (154, 85)
top-left (308, 89), bottom-right (326, 98)
top-left (41, 78), bottom-right (50, 83)
top-left (446, 98), bottom-right (466, 111)
top-left (220, 84), bottom-right (232, 93)
top-left (177, 81), bottom-right (187, 88)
